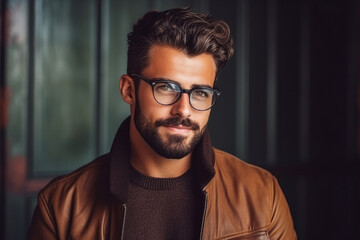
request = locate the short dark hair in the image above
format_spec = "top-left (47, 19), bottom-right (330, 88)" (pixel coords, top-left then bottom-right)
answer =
top-left (127, 7), bottom-right (234, 77)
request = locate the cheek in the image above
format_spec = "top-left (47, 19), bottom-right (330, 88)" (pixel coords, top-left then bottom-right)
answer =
top-left (135, 86), bottom-right (157, 113)
top-left (197, 111), bottom-right (211, 129)
top-left (136, 94), bottom-right (170, 120)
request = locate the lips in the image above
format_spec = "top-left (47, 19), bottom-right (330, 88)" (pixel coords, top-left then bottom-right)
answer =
top-left (165, 124), bottom-right (192, 129)
top-left (155, 117), bottom-right (199, 131)
top-left (164, 125), bottom-right (194, 135)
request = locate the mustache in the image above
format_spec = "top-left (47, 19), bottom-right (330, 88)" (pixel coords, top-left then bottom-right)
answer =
top-left (155, 117), bottom-right (200, 131)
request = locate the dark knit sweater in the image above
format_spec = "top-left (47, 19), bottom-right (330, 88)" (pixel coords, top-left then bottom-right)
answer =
top-left (123, 165), bottom-right (204, 240)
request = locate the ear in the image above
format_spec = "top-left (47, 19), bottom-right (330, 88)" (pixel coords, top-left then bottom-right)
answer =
top-left (119, 74), bottom-right (135, 104)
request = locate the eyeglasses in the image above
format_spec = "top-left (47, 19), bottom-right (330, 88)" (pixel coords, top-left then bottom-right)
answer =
top-left (131, 74), bottom-right (221, 111)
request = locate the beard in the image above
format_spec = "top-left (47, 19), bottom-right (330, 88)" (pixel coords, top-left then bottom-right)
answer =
top-left (134, 100), bottom-right (206, 159)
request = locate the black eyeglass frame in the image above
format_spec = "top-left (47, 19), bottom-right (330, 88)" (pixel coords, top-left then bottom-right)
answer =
top-left (131, 73), bottom-right (221, 111)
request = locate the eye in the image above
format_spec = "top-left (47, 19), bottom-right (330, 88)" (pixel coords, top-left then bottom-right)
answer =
top-left (154, 82), bottom-right (178, 94)
top-left (192, 89), bottom-right (212, 99)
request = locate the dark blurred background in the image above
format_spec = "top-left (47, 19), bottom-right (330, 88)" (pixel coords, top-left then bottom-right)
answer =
top-left (1, 0), bottom-right (359, 239)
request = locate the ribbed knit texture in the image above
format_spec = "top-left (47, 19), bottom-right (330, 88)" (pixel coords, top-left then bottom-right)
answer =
top-left (123, 165), bottom-right (204, 239)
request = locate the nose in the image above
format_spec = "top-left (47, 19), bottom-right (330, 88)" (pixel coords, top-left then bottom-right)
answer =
top-left (170, 93), bottom-right (192, 118)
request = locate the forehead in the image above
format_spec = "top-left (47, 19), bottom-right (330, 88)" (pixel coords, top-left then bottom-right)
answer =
top-left (141, 45), bottom-right (217, 87)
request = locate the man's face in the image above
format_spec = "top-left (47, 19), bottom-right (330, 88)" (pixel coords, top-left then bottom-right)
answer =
top-left (133, 45), bottom-right (217, 159)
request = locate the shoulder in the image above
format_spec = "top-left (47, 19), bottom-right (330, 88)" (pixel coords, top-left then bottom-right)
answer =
top-left (211, 148), bottom-right (278, 218)
top-left (30, 154), bottom-right (115, 238)
top-left (211, 148), bottom-right (277, 199)
top-left (213, 148), bottom-right (274, 183)
top-left (39, 154), bottom-right (111, 203)
top-left (205, 151), bottom-right (296, 239)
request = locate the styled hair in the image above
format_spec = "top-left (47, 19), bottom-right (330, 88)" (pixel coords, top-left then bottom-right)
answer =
top-left (127, 7), bottom-right (234, 76)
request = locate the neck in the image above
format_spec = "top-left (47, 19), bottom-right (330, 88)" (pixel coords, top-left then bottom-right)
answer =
top-left (129, 118), bottom-right (192, 178)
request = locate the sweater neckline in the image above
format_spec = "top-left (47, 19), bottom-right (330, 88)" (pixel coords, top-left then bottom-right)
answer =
top-left (129, 164), bottom-right (194, 190)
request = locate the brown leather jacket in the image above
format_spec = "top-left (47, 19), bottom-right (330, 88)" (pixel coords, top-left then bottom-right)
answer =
top-left (29, 118), bottom-right (297, 239)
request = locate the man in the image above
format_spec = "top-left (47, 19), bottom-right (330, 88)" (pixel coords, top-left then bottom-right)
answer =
top-left (29, 7), bottom-right (297, 240)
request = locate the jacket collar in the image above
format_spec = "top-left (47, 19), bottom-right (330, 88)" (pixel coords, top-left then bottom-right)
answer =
top-left (109, 116), bottom-right (215, 203)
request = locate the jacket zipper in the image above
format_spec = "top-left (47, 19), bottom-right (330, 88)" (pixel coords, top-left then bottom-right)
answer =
top-left (199, 191), bottom-right (208, 240)
top-left (120, 204), bottom-right (127, 240)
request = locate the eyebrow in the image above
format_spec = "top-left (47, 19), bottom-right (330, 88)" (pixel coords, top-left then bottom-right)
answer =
top-left (151, 77), bottom-right (214, 89)
top-left (191, 83), bottom-right (213, 89)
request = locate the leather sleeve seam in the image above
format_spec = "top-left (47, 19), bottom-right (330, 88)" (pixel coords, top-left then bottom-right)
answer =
top-left (39, 191), bottom-right (57, 232)
top-left (268, 175), bottom-right (277, 230)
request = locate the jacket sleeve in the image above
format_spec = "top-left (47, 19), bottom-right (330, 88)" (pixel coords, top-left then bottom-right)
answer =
top-left (268, 176), bottom-right (297, 240)
top-left (28, 192), bottom-right (58, 240)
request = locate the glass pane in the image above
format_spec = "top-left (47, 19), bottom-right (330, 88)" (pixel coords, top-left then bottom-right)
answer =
top-left (153, 0), bottom-right (200, 10)
top-left (6, 2), bottom-right (29, 240)
top-left (7, 0), bottom-right (28, 161)
top-left (32, 0), bottom-right (96, 176)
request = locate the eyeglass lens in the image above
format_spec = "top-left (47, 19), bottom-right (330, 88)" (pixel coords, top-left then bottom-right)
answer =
top-left (153, 82), bottom-right (215, 110)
